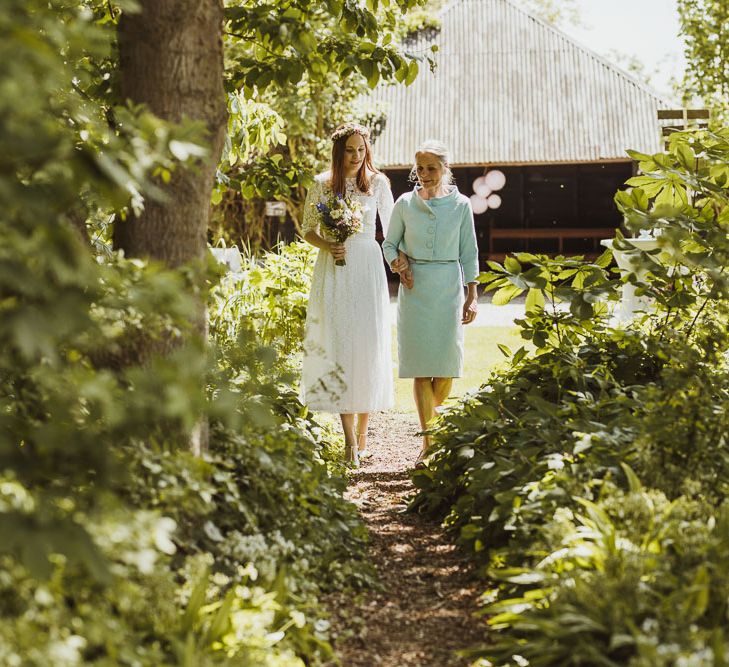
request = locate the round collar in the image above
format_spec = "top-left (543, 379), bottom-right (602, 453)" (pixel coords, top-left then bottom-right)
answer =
top-left (414, 184), bottom-right (459, 207)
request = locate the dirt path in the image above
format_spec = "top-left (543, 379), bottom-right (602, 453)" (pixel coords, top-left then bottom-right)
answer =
top-left (324, 411), bottom-right (487, 667)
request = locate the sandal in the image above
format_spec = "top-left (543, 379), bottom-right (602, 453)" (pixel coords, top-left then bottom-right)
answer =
top-left (345, 443), bottom-right (360, 468)
top-left (356, 432), bottom-right (372, 459)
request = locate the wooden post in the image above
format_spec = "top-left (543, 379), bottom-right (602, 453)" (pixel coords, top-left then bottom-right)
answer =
top-left (657, 109), bottom-right (710, 148)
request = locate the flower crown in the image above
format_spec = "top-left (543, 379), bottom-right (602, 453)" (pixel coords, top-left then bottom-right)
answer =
top-left (331, 123), bottom-right (370, 142)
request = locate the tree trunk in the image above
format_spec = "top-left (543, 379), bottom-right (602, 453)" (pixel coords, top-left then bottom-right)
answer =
top-left (116, 1), bottom-right (227, 455)
top-left (65, 206), bottom-right (90, 244)
top-left (115, 0), bottom-right (226, 268)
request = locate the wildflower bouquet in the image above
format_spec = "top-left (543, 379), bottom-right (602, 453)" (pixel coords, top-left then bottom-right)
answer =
top-left (314, 194), bottom-right (364, 266)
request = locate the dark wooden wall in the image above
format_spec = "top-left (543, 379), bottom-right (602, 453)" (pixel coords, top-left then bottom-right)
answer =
top-left (384, 161), bottom-right (632, 261)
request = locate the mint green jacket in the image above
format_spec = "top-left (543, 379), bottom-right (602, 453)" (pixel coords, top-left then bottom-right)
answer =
top-left (382, 185), bottom-right (479, 284)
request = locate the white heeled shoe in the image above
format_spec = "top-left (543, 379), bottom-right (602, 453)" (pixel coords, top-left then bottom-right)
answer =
top-left (356, 432), bottom-right (372, 459)
top-left (345, 442), bottom-right (360, 468)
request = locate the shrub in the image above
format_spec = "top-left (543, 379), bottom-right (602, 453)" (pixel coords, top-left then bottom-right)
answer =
top-left (209, 241), bottom-right (316, 363)
top-left (0, 238), bottom-right (366, 665)
top-left (470, 486), bottom-right (729, 667)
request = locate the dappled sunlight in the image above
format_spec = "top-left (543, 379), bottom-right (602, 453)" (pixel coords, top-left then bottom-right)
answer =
top-left (323, 411), bottom-right (486, 667)
top-left (4, 0), bottom-right (726, 664)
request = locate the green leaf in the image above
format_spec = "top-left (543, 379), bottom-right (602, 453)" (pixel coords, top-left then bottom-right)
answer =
top-left (367, 66), bottom-right (380, 88)
top-left (492, 284), bottom-right (523, 305)
top-left (626, 149), bottom-right (652, 162)
top-left (504, 256), bottom-right (522, 274)
top-left (411, 469), bottom-right (434, 488)
top-left (595, 248), bottom-right (613, 268)
top-left (394, 62), bottom-right (408, 83)
top-left (687, 565), bottom-right (710, 620)
top-left (460, 523), bottom-right (481, 539)
top-left (182, 568), bottom-right (210, 631)
top-left (207, 588), bottom-right (236, 643)
top-left (404, 60), bottom-right (419, 86)
top-left (525, 288), bottom-right (544, 312)
top-left (480, 277), bottom-right (509, 291)
top-left (620, 463), bottom-right (643, 493)
top-left (626, 175), bottom-right (658, 187)
top-left (512, 346), bottom-right (528, 365)
top-left (575, 498), bottom-right (614, 536)
top-left (676, 142), bottom-right (696, 170)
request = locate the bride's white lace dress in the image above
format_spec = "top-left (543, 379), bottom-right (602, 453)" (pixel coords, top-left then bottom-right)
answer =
top-left (299, 172), bottom-right (394, 413)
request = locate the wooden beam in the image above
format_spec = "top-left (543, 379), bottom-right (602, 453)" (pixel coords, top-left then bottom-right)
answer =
top-left (490, 228), bottom-right (612, 239)
top-left (657, 109), bottom-right (710, 120)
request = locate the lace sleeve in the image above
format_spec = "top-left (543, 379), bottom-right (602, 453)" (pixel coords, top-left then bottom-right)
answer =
top-left (375, 173), bottom-right (395, 235)
top-left (301, 178), bottom-right (323, 235)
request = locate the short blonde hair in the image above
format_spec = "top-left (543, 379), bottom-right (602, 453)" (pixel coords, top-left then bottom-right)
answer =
top-left (409, 139), bottom-right (454, 186)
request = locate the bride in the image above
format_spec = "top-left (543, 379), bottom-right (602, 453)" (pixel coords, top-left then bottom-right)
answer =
top-left (299, 122), bottom-right (395, 467)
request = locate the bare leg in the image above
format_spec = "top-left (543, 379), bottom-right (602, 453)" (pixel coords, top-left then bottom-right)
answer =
top-left (413, 377), bottom-right (436, 455)
top-left (432, 377), bottom-right (453, 408)
top-left (340, 413), bottom-right (358, 466)
top-left (356, 413), bottom-right (370, 454)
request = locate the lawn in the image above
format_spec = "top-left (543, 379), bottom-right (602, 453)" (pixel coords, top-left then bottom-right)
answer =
top-left (391, 325), bottom-right (523, 413)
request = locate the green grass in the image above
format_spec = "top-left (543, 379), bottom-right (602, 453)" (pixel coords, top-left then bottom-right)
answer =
top-left (392, 326), bottom-right (523, 413)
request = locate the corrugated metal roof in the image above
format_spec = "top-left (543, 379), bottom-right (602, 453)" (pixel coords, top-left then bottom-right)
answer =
top-left (369, 0), bottom-right (675, 168)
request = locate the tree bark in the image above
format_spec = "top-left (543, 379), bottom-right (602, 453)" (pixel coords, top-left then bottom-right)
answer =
top-left (65, 206), bottom-right (90, 244)
top-left (115, 0), bottom-right (226, 267)
top-left (116, 1), bottom-right (227, 455)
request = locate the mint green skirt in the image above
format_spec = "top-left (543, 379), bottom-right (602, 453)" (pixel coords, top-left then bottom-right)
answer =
top-left (396, 260), bottom-right (464, 378)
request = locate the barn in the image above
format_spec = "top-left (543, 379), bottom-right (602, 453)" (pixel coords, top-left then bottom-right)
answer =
top-left (369, 0), bottom-right (674, 260)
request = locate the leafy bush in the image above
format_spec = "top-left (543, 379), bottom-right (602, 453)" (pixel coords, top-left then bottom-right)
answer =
top-left (209, 240), bottom-right (316, 363)
top-left (0, 241), bottom-right (367, 664)
top-left (412, 326), bottom-right (729, 555)
top-left (471, 485), bottom-right (729, 666)
top-left (205, 240), bottom-right (371, 583)
top-left (1, 207), bottom-right (363, 666)
top-left (477, 251), bottom-right (618, 352)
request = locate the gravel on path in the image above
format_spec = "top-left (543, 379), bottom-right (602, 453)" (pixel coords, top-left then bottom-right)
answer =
top-left (323, 411), bottom-right (487, 667)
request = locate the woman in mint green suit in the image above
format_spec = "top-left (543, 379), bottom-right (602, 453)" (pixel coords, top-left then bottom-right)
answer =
top-left (383, 140), bottom-right (479, 466)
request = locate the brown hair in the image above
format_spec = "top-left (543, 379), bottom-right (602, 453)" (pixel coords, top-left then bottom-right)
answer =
top-left (329, 124), bottom-right (379, 196)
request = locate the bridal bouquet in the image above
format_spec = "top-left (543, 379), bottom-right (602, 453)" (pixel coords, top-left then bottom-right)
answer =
top-left (314, 194), bottom-right (364, 266)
